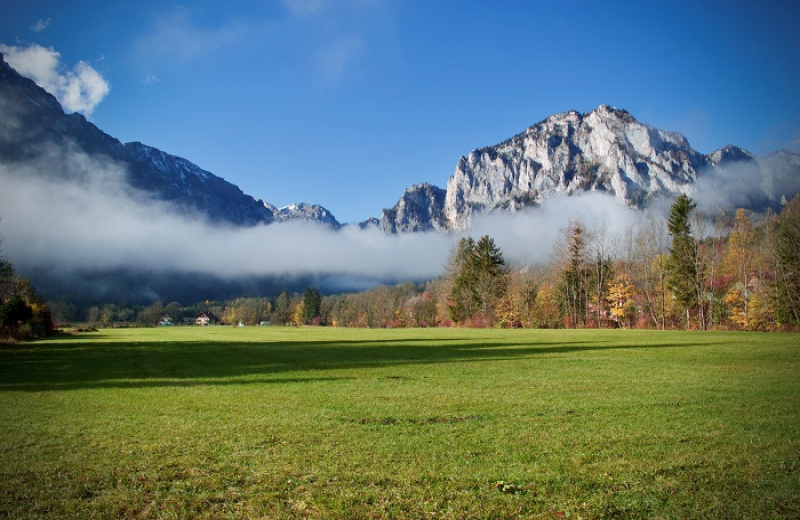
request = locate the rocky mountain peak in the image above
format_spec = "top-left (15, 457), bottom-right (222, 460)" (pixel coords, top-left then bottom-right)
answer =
top-left (442, 105), bottom-right (708, 228)
top-left (708, 145), bottom-right (756, 167)
top-left (378, 182), bottom-right (447, 233)
top-left (264, 202), bottom-right (341, 229)
top-left (380, 105), bottom-right (800, 233)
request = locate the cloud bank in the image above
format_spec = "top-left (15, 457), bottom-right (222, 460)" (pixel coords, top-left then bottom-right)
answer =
top-left (0, 137), bottom-right (658, 304)
top-left (0, 144), bottom-right (455, 288)
top-left (0, 43), bottom-right (109, 116)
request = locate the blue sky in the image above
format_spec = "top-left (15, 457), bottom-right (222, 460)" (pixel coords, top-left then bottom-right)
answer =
top-left (2, 0), bottom-right (799, 224)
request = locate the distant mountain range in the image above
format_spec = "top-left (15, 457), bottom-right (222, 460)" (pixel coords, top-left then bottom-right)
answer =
top-left (3, 51), bottom-right (800, 305)
top-left (3, 52), bottom-right (799, 238)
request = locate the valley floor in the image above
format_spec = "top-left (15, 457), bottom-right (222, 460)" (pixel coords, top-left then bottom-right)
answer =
top-left (1, 327), bottom-right (798, 519)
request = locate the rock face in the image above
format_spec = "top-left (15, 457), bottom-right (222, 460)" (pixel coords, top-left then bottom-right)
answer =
top-left (265, 203), bottom-right (341, 229)
top-left (444, 105), bottom-right (708, 228)
top-left (379, 105), bottom-right (800, 232)
top-left (358, 217), bottom-right (380, 230)
top-left (378, 183), bottom-right (447, 233)
top-left (0, 53), bottom-right (338, 228)
top-left (124, 142), bottom-right (277, 226)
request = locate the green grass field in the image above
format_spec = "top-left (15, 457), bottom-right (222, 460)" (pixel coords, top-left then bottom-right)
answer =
top-left (1, 327), bottom-right (798, 519)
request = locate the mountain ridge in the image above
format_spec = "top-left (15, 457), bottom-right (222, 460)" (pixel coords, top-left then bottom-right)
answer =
top-left (2, 52), bottom-right (799, 237)
top-left (0, 52), bottom-right (339, 228)
top-left (379, 104), bottom-right (800, 232)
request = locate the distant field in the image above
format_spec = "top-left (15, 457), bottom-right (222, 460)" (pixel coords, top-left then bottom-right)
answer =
top-left (1, 327), bottom-right (798, 519)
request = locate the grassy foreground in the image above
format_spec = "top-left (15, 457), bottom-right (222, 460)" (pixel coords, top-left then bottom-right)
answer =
top-left (0, 327), bottom-right (798, 519)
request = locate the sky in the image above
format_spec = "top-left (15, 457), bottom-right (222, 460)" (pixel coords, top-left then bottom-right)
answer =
top-left (2, 0), bottom-right (799, 225)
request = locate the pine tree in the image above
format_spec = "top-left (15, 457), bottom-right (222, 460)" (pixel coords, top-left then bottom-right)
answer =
top-left (302, 287), bottom-right (322, 325)
top-left (447, 235), bottom-right (508, 326)
top-left (666, 195), bottom-right (704, 329)
top-left (559, 222), bottom-right (588, 328)
top-left (471, 235), bottom-right (509, 318)
top-left (448, 237), bottom-right (476, 323)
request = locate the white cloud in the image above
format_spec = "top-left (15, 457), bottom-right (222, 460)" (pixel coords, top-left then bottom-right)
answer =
top-left (0, 139), bottom-right (659, 296)
top-left (315, 33), bottom-right (366, 86)
top-left (30, 18), bottom-right (52, 33)
top-left (0, 43), bottom-right (109, 116)
top-left (0, 144), bottom-right (456, 283)
top-left (140, 73), bottom-right (160, 86)
top-left (469, 193), bottom-right (645, 266)
top-left (133, 6), bottom-right (251, 63)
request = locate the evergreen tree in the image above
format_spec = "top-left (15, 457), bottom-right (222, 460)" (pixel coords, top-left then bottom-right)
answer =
top-left (665, 194), bottom-right (703, 329)
top-left (559, 222), bottom-right (588, 327)
top-left (448, 237), bottom-right (476, 323)
top-left (302, 287), bottom-right (322, 325)
top-left (447, 235), bottom-right (508, 326)
top-left (470, 235), bottom-right (509, 318)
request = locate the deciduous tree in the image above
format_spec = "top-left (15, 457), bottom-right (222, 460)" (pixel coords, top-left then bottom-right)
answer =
top-left (775, 194), bottom-right (800, 323)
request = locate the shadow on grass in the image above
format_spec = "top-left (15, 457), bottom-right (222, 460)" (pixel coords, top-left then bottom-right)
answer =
top-left (0, 333), bottom-right (707, 392)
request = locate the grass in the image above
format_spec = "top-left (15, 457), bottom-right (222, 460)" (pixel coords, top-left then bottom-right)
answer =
top-left (0, 327), bottom-right (798, 519)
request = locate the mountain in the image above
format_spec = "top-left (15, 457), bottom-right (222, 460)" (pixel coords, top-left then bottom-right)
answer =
top-left (0, 52), bottom-right (337, 228)
top-left (265, 203), bottom-right (341, 229)
top-left (378, 183), bottom-right (447, 233)
top-left (379, 105), bottom-right (800, 231)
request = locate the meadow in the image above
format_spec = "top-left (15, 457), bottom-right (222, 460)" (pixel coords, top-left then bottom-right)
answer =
top-left (0, 327), bottom-right (798, 519)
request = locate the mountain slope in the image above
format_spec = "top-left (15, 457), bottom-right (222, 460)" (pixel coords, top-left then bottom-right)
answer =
top-left (378, 183), bottom-right (447, 233)
top-left (0, 53), bottom-right (340, 228)
top-left (379, 105), bottom-right (800, 232)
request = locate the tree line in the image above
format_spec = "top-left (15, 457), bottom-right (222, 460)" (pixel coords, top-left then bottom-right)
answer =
top-left (41, 193), bottom-right (800, 332)
top-left (0, 244), bottom-right (53, 340)
top-left (318, 194), bottom-right (800, 331)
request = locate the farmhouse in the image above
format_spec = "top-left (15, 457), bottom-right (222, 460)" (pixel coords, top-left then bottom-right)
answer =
top-left (195, 312), bottom-right (220, 326)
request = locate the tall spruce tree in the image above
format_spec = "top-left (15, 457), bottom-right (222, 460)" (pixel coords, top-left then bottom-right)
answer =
top-left (666, 194), bottom-right (703, 329)
top-left (560, 222), bottom-right (588, 328)
top-left (448, 235), bottom-right (508, 325)
top-left (302, 287), bottom-right (322, 325)
top-left (448, 237), bottom-right (476, 323)
top-left (471, 235), bottom-right (509, 318)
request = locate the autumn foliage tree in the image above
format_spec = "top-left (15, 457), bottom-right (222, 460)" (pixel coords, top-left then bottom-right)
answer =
top-left (0, 244), bottom-right (53, 340)
top-left (775, 194), bottom-right (800, 323)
